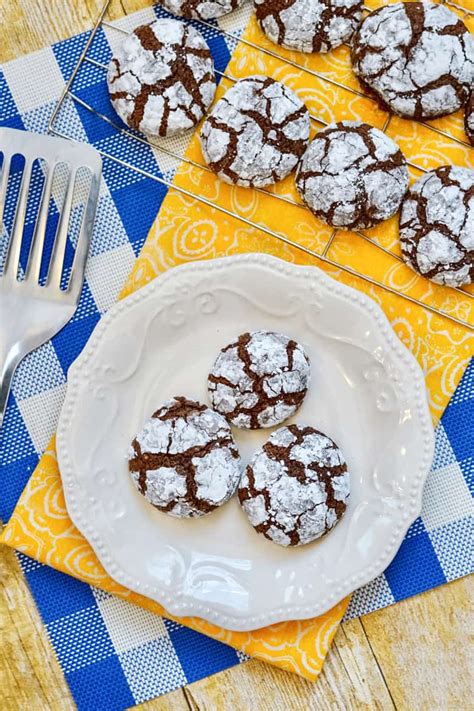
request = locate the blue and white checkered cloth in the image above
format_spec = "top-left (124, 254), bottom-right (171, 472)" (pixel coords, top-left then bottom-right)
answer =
top-left (1, 5), bottom-right (472, 710)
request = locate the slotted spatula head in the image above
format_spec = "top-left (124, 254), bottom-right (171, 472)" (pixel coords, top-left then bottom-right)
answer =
top-left (0, 127), bottom-right (102, 428)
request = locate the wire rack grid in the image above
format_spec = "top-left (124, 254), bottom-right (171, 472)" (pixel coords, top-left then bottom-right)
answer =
top-left (48, 0), bottom-right (474, 330)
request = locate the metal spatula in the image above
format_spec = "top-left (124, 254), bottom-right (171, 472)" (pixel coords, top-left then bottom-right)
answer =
top-left (0, 127), bottom-right (102, 428)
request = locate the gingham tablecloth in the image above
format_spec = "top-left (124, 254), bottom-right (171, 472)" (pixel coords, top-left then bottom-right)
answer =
top-left (1, 5), bottom-right (473, 710)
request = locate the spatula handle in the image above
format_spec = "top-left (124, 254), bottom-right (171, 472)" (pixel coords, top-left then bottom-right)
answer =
top-left (0, 345), bottom-right (21, 430)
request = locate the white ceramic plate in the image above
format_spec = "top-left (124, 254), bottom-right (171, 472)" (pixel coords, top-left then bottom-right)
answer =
top-left (57, 254), bottom-right (434, 631)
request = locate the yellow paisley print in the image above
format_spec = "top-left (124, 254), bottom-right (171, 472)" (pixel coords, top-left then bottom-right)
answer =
top-left (2, 0), bottom-right (473, 681)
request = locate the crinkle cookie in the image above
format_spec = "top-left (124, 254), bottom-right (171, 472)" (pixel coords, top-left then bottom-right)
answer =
top-left (107, 19), bottom-right (216, 137)
top-left (296, 121), bottom-right (409, 229)
top-left (465, 92), bottom-right (474, 146)
top-left (159, 0), bottom-right (243, 20)
top-left (200, 75), bottom-right (310, 187)
top-left (255, 0), bottom-right (364, 53)
top-left (128, 397), bottom-right (241, 517)
top-left (399, 166), bottom-right (474, 288)
top-left (208, 330), bottom-right (310, 429)
top-left (239, 425), bottom-right (350, 546)
top-left (351, 2), bottom-right (474, 120)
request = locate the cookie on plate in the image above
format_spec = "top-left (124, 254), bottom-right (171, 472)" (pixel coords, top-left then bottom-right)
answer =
top-left (208, 330), bottom-right (310, 429)
top-left (107, 19), bottom-right (216, 137)
top-left (239, 425), bottom-right (350, 546)
top-left (399, 166), bottom-right (474, 288)
top-left (296, 121), bottom-right (409, 230)
top-left (351, 2), bottom-right (474, 120)
top-left (128, 397), bottom-right (241, 517)
top-left (465, 91), bottom-right (474, 146)
top-left (200, 75), bottom-right (310, 187)
top-left (159, 0), bottom-right (243, 20)
top-left (255, 0), bottom-right (364, 53)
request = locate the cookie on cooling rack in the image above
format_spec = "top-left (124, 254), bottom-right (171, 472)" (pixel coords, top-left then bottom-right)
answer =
top-left (254, 0), bottom-right (363, 53)
top-left (399, 166), bottom-right (474, 288)
top-left (200, 75), bottom-right (310, 188)
top-left (351, 2), bottom-right (474, 120)
top-left (128, 397), bottom-right (242, 517)
top-left (296, 121), bottom-right (409, 230)
top-left (208, 330), bottom-right (310, 429)
top-left (107, 18), bottom-right (216, 137)
top-left (465, 92), bottom-right (474, 146)
top-left (239, 425), bottom-right (350, 546)
top-left (159, 0), bottom-right (243, 20)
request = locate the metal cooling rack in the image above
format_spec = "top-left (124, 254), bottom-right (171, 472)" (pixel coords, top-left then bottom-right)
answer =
top-left (48, 0), bottom-right (474, 330)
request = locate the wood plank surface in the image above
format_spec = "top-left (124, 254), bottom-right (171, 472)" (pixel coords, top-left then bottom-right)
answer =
top-left (0, 1), bottom-right (472, 710)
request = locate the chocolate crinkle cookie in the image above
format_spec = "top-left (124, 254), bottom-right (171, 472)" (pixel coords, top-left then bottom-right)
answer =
top-left (400, 166), bottom-right (474, 288)
top-left (255, 0), bottom-right (363, 53)
top-left (296, 121), bottom-right (409, 230)
top-left (351, 2), bottom-right (474, 120)
top-left (128, 397), bottom-right (241, 518)
top-left (159, 0), bottom-right (243, 20)
top-left (465, 92), bottom-right (474, 146)
top-left (208, 330), bottom-right (310, 429)
top-left (239, 425), bottom-right (350, 546)
top-left (107, 19), bottom-right (216, 137)
top-left (200, 75), bottom-right (310, 187)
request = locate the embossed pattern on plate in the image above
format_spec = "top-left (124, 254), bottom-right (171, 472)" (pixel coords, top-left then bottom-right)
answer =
top-left (57, 254), bottom-right (434, 631)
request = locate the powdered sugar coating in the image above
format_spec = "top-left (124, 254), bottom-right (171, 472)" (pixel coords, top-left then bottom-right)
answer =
top-left (400, 166), bottom-right (474, 288)
top-left (159, 0), bottom-right (243, 20)
top-left (239, 425), bottom-right (350, 546)
top-left (465, 92), bottom-right (474, 146)
top-left (107, 19), bottom-right (216, 137)
top-left (255, 0), bottom-right (363, 53)
top-left (296, 121), bottom-right (409, 229)
top-left (208, 330), bottom-right (310, 429)
top-left (200, 76), bottom-right (310, 187)
top-left (351, 2), bottom-right (474, 120)
top-left (128, 397), bottom-right (241, 517)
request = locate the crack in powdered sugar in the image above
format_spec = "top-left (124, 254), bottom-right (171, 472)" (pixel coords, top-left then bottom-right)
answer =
top-left (351, 2), bottom-right (474, 120)
top-left (296, 121), bottom-right (409, 229)
top-left (160, 0), bottom-right (243, 21)
top-left (128, 396), bottom-right (241, 517)
top-left (400, 165), bottom-right (474, 288)
top-left (239, 424), bottom-right (350, 546)
top-left (107, 19), bottom-right (216, 137)
top-left (200, 76), bottom-right (310, 188)
top-left (208, 330), bottom-right (310, 429)
top-left (255, 0), bottom-right (363, 53)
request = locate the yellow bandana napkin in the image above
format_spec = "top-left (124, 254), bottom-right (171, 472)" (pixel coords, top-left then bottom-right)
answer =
top-left (2, 0), bottom-right (473, 681)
